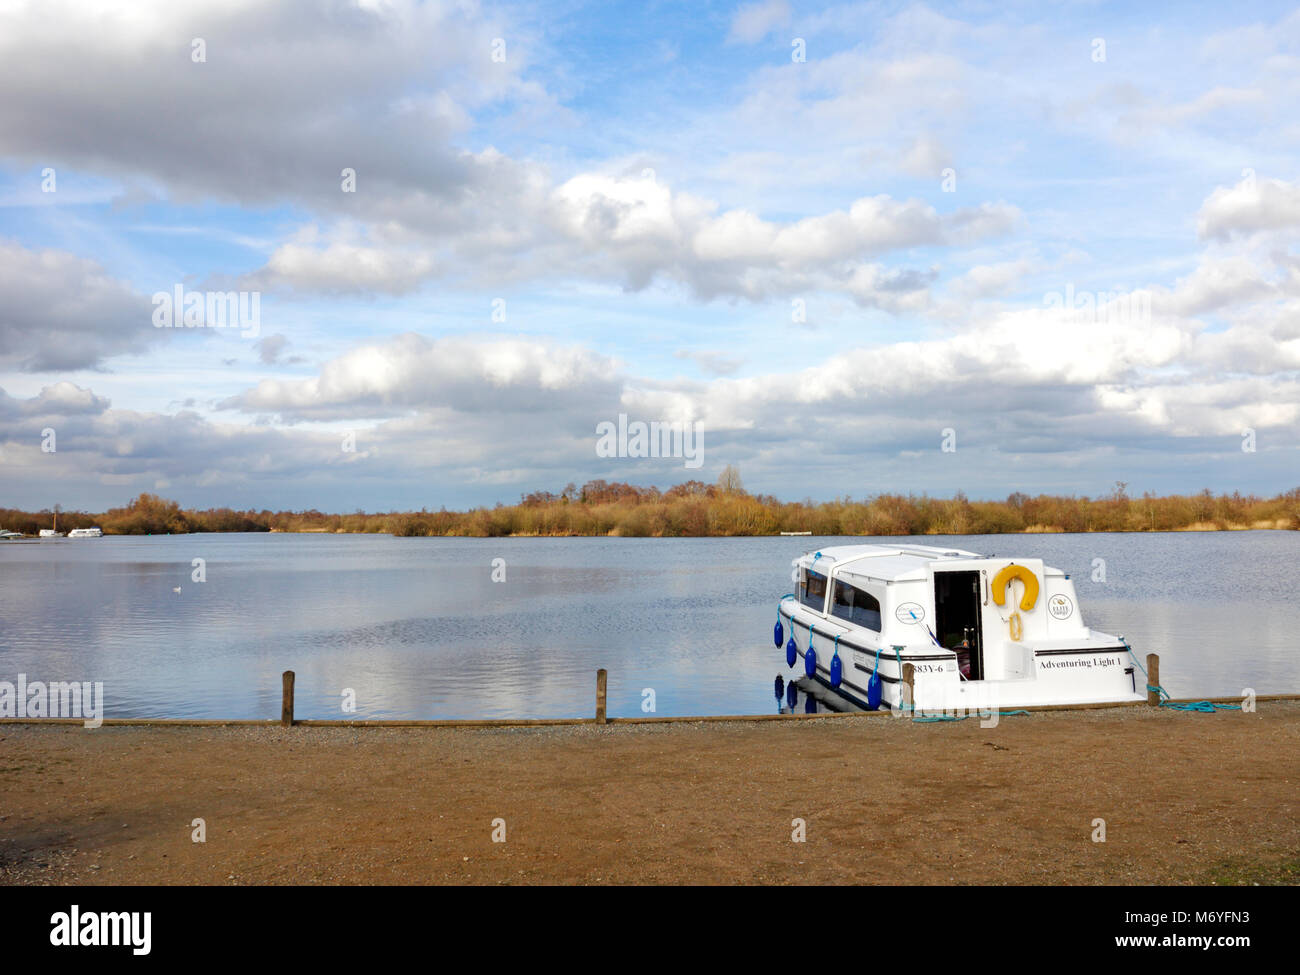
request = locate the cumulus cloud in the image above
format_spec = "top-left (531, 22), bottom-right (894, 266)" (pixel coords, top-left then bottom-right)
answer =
top-left (0, 2), bottom-right (1027, 307)
top-left (3, 2), bottom-right (1300, 507)
top-left (3, 289), bottom-right (1298, 508)
top-left (220, 333), bottom-right (623, 421)
top-left (0, 382), bottom-right (111, 418)
top-left (1198, 176), bottom-right (1300, 240)
top-left (1165, 256), bottom-right (1277, 316)
top-left (222, 297), bottom-right (1300, 470)
top-left (0, 241), bottom-right (158, 371)
top-left (246, 175), bottom-right (1018, 302)
top-left (250, 239), bottom-right (438, 296)
top-left (0, 0), bottom-right (542, 212)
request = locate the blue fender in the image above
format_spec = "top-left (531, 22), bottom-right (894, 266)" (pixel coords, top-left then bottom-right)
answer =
top-left (866, 647), bottom-right (883, 710)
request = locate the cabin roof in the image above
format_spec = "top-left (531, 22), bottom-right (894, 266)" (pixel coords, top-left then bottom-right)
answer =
top-left (795, 543), bottom-right (983, 583)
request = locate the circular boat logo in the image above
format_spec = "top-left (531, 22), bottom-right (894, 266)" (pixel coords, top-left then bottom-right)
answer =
top-left (1048, 594), bottom-right (1073, 619)
top-left (895, 602), bottom-right (925, 624)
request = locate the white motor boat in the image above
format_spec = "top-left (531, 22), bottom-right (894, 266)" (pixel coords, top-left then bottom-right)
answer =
top-left (0, 529), bottom-right (25, 541)
top-left (67, 527), bottom-right (104, 538)
top-left (775, 544), bottom-right (1144, 713)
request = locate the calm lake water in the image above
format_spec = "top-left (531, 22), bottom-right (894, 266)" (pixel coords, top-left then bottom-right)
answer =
top-left (0, 532), bottom-right (1295, 719)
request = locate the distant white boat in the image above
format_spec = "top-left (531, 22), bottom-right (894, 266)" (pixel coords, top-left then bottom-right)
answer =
top-left (0, 529), bottom-right (25, 540)
top-left (67, 527), bottom-right (104, 538)
top-left (40, 511), bottom-right (65, 538)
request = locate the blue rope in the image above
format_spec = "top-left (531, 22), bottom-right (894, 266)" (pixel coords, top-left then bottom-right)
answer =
top-left (1122, 640), bottom-right (1240, 712)
top-left (913, 712), bottom-right (960, 723)
top-left (912, 709), bottom-right (1031, 723)
top-left (1163, 699), bottom-right (1240, 712)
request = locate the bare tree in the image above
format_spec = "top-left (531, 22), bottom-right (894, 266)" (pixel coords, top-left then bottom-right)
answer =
top-left (716, 464), bottom-right (745, 495)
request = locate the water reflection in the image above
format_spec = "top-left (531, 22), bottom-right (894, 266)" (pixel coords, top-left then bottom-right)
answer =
top-left (0, 531), bottom-right (1295, 719)
top-left (775, 676), bottom-right (855, 715)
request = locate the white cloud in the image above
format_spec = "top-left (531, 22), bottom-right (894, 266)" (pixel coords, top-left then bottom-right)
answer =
top-left (1166, 256), bottom-right (1276, 316)
top-left (0, 241), bottom-right (158, 371)
top-left (253, 241), bottom-right (437, 296)
top-left (255, 334), bottom-right (290, 365)
top-left (949, 258), bottom-right (1037, 300)
top-left (0, 381), bottom-right (111, 417)
top-left (0, 0), bottom-right (546, 211)
top-left (220, 333), bottom-right (622, 420)
top-left (245, 174), bottom-right (1018, 303)
top-left (1198, 175), bottom-right (1300, 240)
top-left (727, 0), bottom-right (792, 45)
top-left (898, 134), bottom-right (953, 179)
top-left (3, 2), bottom-right (1300, 507)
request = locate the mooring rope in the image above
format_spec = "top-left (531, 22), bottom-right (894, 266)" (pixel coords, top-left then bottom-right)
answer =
top-left (1122, 640), bottom-right (1240, 712)
top-left (911, 709), bottom-right (1030, 723)
top-left (885, 638), bottom-right (1239, 720)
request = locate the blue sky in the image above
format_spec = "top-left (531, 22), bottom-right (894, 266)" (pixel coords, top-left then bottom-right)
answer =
top-left (1, 0), bottom-right (1298, 512)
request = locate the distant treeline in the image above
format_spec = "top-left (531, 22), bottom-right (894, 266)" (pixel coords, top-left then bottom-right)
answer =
top-left (4, 477), bottom-right (1298, 537)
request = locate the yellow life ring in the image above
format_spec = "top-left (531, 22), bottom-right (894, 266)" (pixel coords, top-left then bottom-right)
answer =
top-left (991, 564), bottom-right (1039, 611)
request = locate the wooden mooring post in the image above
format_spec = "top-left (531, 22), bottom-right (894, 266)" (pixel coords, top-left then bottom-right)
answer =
top-left (595, 668), bottom-right (608, 724)
top-left (282, 670), bottom-right (295, 727)
top-left (1146, 653), bottom-right (1161, 706)
top-left (902, 662), bottom-right (915, 715)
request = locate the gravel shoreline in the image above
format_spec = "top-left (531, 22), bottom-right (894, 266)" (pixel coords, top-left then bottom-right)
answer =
top-left (2, 702), bottom-right (1297, 885)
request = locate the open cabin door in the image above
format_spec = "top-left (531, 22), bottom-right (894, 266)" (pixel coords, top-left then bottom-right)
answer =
top-left (933, 570), bottom-right (984, 681)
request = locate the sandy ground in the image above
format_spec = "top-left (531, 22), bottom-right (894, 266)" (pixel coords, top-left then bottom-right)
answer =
top-left (1, 703), bottom-right (1297, 885)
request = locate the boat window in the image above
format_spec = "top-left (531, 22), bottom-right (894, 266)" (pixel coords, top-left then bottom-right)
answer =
top-left (799, 569), bottom-right (828, 611)
top-left (831, 580), bottom-right (882, 631)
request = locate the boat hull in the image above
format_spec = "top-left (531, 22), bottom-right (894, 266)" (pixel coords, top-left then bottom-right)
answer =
top-left (778, 603), bottom-right (1144, 713)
